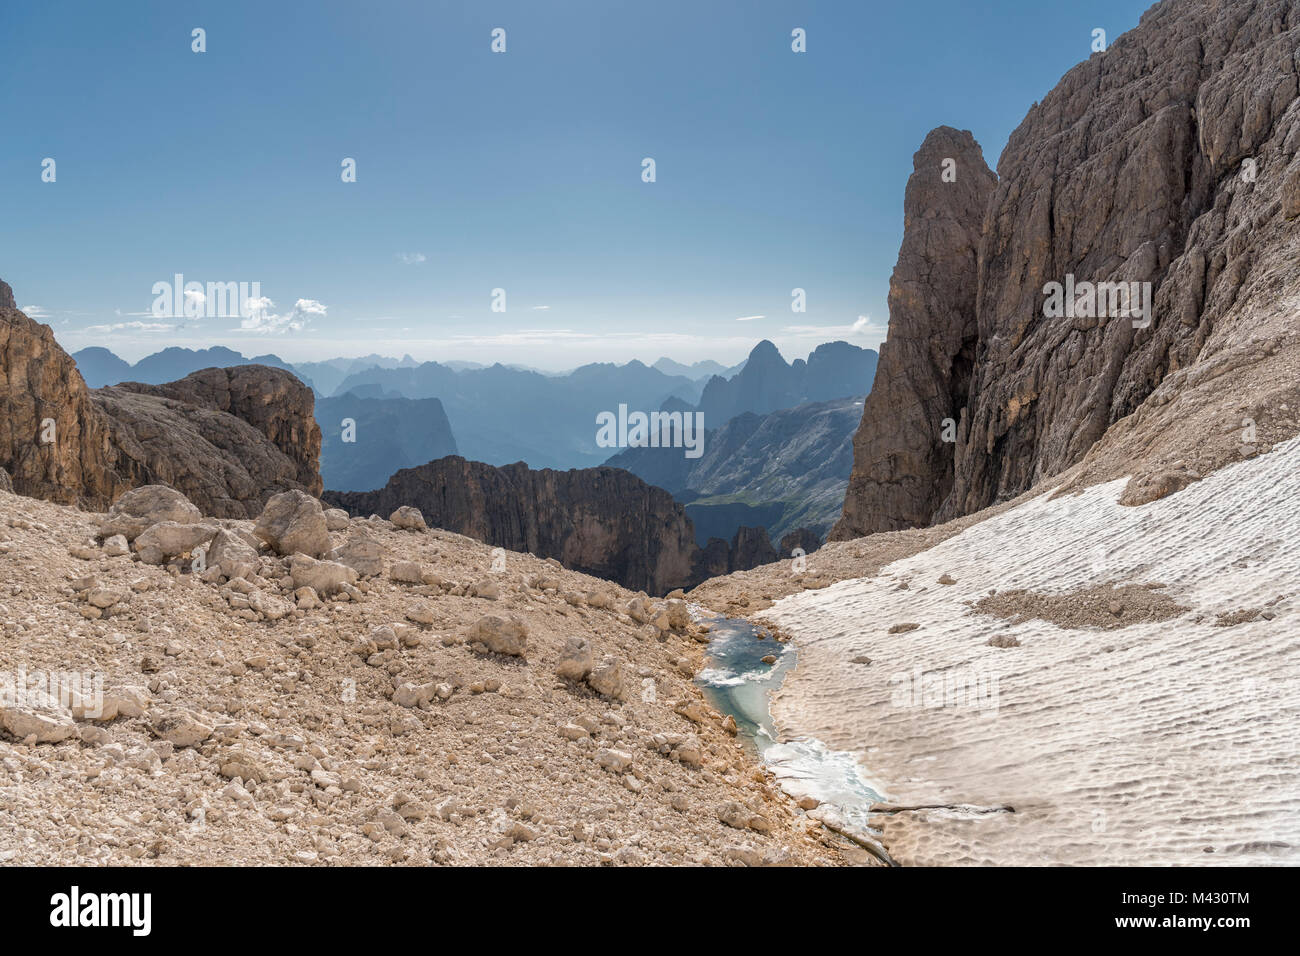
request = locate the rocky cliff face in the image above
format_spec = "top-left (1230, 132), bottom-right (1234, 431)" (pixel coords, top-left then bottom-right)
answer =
top-left (836, 0), bottom-right (1300, 538)
top-left (779, 527), bottom-right (821, 558)
top-left (0, 281), bottom-right (120, 507)
top-left (833, 128), bottom-right (996, 537)
top-left (727, 526), bottom-right (778, 574)
top-left (323, 456), bottom-right (788, 594)
top-left (0, 283), bottom-right (323, 516)
top-left (324, 457), bottom-right (698, 594)
top-left (112, 366), bottom-right (322, 497)
top-left (94, 370), bottom-right (323, 519)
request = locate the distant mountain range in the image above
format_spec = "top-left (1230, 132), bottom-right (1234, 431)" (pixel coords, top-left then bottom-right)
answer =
top-left (68, 340), bottom-right (878, 482)
top-left (71, 346), bottom-right (297, 388)
top-left (290, 354), bottom-right (420, 396)
top-left (325, 359), bottom-right (700, 469)
top-left (651, 356), bottom-right (745, 381)
top-left (696, 340), bottom-right (877, 426)
top-left (605, 395), bottom-right (865, 546)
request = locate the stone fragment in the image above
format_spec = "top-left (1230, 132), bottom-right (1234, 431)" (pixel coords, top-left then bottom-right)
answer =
top-left (406, 604), bottom-right (437, 625)
top-left (596, 748), bottom-right (633, 773)
top-left (555, 636), bottom-right (594, 681)
top-left (718, 801), bottom-right (771, 833)
top-left (329, 533), bottom-right (385, 577)
top-left (389, 506), bottom-right (427, 531)
top-left (99, 485), bottom-right (201, 541)
top-left (467, 615), bottom-right (528, 657)
top-left (149, 709), bottom-right (213, 748)
top-left (0, 702), bottom-right (77, 744)
top-left (208, 529), bottom-right (259, 580)
top-left (133, 521), bottom-right (218, 565)
top-left (254, 490), bottom-right (331, 558)
top-left (559, 723), bottom-right (588, 740)
top-left (389, 561), bottom-right (426, 584)
top-left (586, 656), bottom-right (626, 700)
top-left (289, 554), bottom-right (358, 595)
top-left (86, 587), bottom-right (125, 609)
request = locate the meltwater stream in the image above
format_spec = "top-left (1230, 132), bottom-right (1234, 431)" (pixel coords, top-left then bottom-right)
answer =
top-left (694, 613), bottom-right (884, 832)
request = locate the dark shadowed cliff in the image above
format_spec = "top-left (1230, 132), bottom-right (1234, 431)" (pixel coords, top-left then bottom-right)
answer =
top-left (833, 128), bottom-right (996, 536)
top-left (316, 393), bottom-right (458, 493)
top-left (322, 456), bottom-right (792, 594)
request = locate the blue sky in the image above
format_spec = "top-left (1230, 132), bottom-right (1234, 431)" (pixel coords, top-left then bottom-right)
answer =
top-left (1, 0), bottom-right (1152, 367)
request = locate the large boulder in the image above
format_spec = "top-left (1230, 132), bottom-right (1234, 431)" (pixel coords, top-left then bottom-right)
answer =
top-left (662, 598), bottom-right (692, 632)
top-left (133, 521), bottom-right (219, 565)
top-left (118, 365), bottom-right (322, 500)
top-left (207, 528), bottom-right (260, 580)
top-left (0, 701), bottom-right (78, 744)
top-left (289, 554), bottom-right (358, 595)
top-left (247, 588), bottom-right (293, 621)
top-left (253, 490), bottom-right (331, 557)
top-left (328, 533), bottom-right (385, 577)
top-left (555, 636), bottom-right (594, 681)
top-left (389, 506), bottom-right (427, 531)
top-left (149, 709), bottom-right (213, 748)
top-left (586, 656), bottom-right (627, 700)
top-left (466, 615), bottom-right (528, 657)
top-left (99, 485), bottom-right (202, 541)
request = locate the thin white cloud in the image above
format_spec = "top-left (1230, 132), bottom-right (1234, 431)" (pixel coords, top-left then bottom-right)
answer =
top-left (21, 305), bottom-right (49, 318)
top-left (237, 297), bottom-right (326, 335)
top-left (449, 328), bottom-right (595, 347)
top-left (531, 305), bottom-right (551, 311)
top-left (735, 314), bottom-right (765, 322)
top-left (781, 315), bottom-right (886, 339)
top-left (397, 252), bottom-right (427, 265)
top-left (82, 320), bottom-right (180, 333)
top-left (852, 314), bottom-right (886, 335)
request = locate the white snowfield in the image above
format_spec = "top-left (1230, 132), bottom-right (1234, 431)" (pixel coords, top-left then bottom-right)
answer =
top-left (768, 436), bottom-right (1300, 866)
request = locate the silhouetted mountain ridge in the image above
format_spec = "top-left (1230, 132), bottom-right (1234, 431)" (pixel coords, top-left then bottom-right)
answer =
top-left (316, 392), bottom-right (459, 493)
top-left (696, 340), bottom-right (877, 427)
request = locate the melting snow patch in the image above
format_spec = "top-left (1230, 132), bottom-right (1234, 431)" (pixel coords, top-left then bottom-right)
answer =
top-left (765, 436), bottom-right (1300, 865)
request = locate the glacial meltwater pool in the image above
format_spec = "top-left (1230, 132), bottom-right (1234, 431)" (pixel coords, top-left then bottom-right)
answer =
top-left (694, 614), bottom-right (885, 832)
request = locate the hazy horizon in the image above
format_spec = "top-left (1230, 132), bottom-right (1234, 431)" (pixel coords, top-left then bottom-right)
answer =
top-left (51, 323), bottom-right (869, 372)
top-left (59, 334), bottom-right (858, 377)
